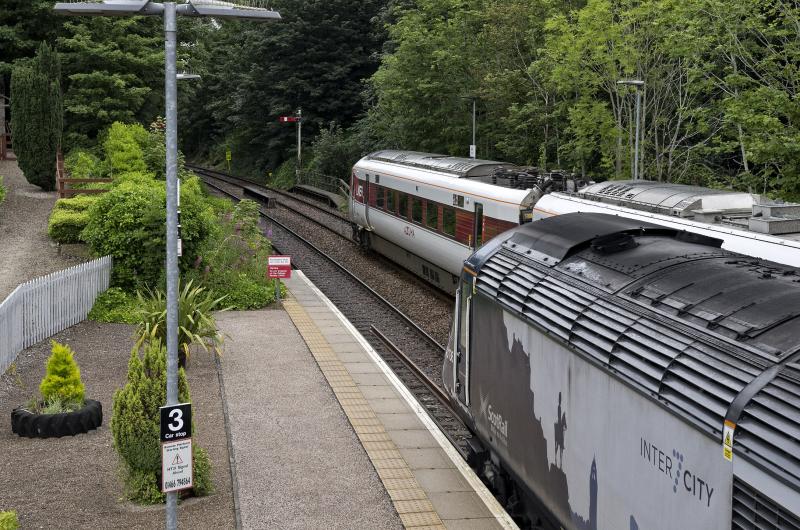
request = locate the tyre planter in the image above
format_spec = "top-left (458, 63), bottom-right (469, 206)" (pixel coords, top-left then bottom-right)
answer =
top-left (11, 399), bottom-right (103, 438)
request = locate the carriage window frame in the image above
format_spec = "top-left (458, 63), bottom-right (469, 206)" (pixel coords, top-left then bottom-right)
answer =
top-left (442, 206), bottom-right (456, 238)
top-left (426, 201), bottom-right (439, 230)
top-left (411, 196), bottom-right (423, 224)
top-left (399, 193), bottom-right (409, 219)
top-left (387, 189), bottom-right (396, 213)
top-left (376, 185), bottom-right (385, 209)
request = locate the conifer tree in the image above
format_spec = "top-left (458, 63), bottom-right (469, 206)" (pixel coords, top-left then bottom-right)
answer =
top-left (40, 341), bottom-right (85, 405)
top-left (10, 42), bottom-right (62, 191)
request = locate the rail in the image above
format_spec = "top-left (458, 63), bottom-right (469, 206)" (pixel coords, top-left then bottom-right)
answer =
top-left (0, 256), bottom-right (112, 375)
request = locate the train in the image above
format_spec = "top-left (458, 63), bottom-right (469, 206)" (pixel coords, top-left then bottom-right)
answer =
top-left (442, 211), bottom-right (800, 529)
top-left (350, 151), bottom-right (800, 292)
top-left (349, 150), bottom-right (582, 291)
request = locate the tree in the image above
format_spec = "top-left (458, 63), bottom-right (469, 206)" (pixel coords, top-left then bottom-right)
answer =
top-left (58, 16), bottom-right (163, 149)
top-left (10, 42), bottom-right (62, 191)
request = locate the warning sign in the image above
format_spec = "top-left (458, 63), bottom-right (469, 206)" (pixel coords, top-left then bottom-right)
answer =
top-left (722, 420), bottom-right (735, 462)
top-left (162, 438), bottom-right (193, 493)
top-left (268, 255), bottom-right (292, 279)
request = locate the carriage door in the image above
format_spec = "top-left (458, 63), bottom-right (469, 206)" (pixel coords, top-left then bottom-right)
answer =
top-left (454, 278), bottom-right (472, 405)
top-left (473, 202), bottom-right (484, 249)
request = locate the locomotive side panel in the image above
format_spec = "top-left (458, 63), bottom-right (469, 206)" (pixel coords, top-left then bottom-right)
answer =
top-left (467, 294), bottom-right (732, 530)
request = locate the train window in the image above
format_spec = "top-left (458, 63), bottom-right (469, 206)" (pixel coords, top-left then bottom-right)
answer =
top-left (376, 185), bottom-right (385, 209)
top-left (387, 189), bottom-right (396, 213)
top-left (443, 207), bottom-right (456, 237)
top-left (474, 203), bottom-right (484, 247)
top-left (412, 197), bottom-right (423, 224)
top-left (399, 193), bottom-right (409, 218)
top-left (452, 194), bottom-right (465, 208)
top-left (426, 202), bottom-right (439, 229)
top-left (375, 175), bottom-right (380, 184)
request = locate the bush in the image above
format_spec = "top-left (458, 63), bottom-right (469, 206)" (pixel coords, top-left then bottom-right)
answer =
top-left (0, 176), bottom-right (6, 205)
top-left (112, 340), bottom-right (211, 504)
top-left (188, 199), bottom-right (277, 310)
top-left (82, 176), bottom-right (215, 290)
top-left (65, 149), bottom-right (103, 179)
top-left (0, 511), bottom-right (19, 530)
top-left (104, 122), bottom-right (148, 175)
top-left (54, 194), bottom-right (99, 212)
top-left (48, 208), bottom-right (90, 244)
top-left (136, 280), bottom-right (228, 365)
top-left (39, 341), bottom-right (85, 407)
top-left (88, 287), bottom-right (140, 324)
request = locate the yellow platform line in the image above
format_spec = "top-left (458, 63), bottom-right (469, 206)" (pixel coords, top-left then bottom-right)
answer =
top-left (284, 296), bottom-right (446, 530)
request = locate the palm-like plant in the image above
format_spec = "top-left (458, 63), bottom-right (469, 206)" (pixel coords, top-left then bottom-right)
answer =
top-left (135, 279), bottom-right (229, 367)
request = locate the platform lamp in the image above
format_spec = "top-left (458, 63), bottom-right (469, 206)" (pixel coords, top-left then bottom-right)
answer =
top-left (616, 79), bottom-right (645, 180)
top-left (52, 2), bottom-right (281, 529)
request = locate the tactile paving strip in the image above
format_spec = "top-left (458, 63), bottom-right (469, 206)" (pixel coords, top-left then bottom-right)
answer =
top-left (284, 296), bottom-right (446, 530)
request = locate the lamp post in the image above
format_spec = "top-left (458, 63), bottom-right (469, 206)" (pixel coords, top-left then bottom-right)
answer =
top-left (460, 96), bottom-right (477, 159)
top-left (616, 79), bottom-right (644, 180)
top-left (52, 2), bottom-right (280, 529)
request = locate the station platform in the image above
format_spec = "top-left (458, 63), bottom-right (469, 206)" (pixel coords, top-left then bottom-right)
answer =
top-left (215, 271), bottom-right (516, 530)
top-left (290, 184), bottom-right (346, 209)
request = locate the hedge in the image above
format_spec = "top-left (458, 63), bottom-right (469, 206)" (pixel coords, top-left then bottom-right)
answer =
top-left (48, 209), bottom-right (90, 244)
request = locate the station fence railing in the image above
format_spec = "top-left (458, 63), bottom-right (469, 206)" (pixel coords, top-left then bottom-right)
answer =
top-left (0, 256), bottom-right (112, 375)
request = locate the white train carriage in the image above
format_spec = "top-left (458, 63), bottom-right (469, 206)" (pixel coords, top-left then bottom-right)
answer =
top-left (534, 180), bottom-right (800, 267)
top-left (350, 150), bottom-right (541, 292)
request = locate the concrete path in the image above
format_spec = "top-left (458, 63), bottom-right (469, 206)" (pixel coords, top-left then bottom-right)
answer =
top-left (216, 308), bottom-right (402, 530)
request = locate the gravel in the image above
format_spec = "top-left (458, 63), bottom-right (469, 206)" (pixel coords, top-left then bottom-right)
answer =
top-left (0, 321), bottom-right (235, 529)
top-left (0, 160), bottom-right (87, 300)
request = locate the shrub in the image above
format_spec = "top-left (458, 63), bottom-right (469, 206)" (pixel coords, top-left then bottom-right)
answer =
top-left (188, 199), bottom-right (277, 310)
top-left (104, 122), bottom-right (148, 175)
top-left (65, 149), bottom-right (102, 179)
top-left (48, 208), bottom-right (90, 243)
top-left (39, 341), bottom-right (85, 407)
top-left (111, 340), bottom-right (211, 504)
top-left (82, 176), bottom-right (215, 290)
top-left (136, 280), bottom-right (228, 365)
top-left (54, 194), bottom-right (99, 212)
top-left (0, 176), bottom-right (5, 205)
top-left (0, 511), bottom-right (19, 530)
top-left (88, 288), bottom-right (140, 324)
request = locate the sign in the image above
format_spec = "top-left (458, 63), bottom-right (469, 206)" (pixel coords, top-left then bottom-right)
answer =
top-left (225, 148), bottom-right (231, 161)
top-left (722, 420), bottom-right (735, 462)
top-left (469, 144), bottom-right (476, 158)
top-left (268, 255), bottom-right (292, 279)
top-left (160, 402), bottom-right (192, 442)
top-left (162, 438), bottom-right (193, 493)
top-left (279, 116), bottom-right (300, 123)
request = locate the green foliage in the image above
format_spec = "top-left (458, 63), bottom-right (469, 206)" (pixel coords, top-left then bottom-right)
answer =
top-left (111, 340), bottom-right (212, 503)
top-left (48, 208), bottom-right (90, 244)
top-left (58, 16), bottom-right (163, 148)
top-left (187, 200), bottom-right (277, 310)
top-left (53, 194), bottom-right (99, 213)
top-left (104, 122), bottom-right (148, 175)
top-left (307, 123), bottom-right (365, 180)
top-left (0, 176), bottom-right (6, 205)
top-left (65, 149), bottom-right (103, 179)
top-left (82, 175), bottom-right (215, 290)
top-left (39, 395), bottom-right (81, 414)
top-left (10, 42), bottom-right (62, 191)
top-left (39, 341), bottom-right (85, 406)
top-left (112, 340), bottom-right (212, 504)
top-left (136, 280), bottom-right (228, 362)
top-left (0, 510), bottom-right (19, 530)
top-left (88, 287), bottom-right (140, 324)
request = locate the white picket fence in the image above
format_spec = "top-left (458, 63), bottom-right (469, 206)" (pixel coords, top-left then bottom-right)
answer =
top-left (0, 256), bottom-right (112, 375)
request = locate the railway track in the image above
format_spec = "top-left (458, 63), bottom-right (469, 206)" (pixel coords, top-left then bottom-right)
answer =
top-left (198, 176), bottom-right (473, 457)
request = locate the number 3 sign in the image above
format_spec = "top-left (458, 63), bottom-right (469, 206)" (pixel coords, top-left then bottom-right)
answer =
top-left (160, 403), bottom-right (192, 441)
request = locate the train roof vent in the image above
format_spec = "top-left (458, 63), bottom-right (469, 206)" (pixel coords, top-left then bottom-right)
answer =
top-left (736, 365), bottom-right (800, 487)
top-left (733, 477), bottom-right (800, 529)
top-left (590, 232), bottom-right (638, 254)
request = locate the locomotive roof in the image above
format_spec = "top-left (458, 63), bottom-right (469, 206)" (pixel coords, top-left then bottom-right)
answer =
top-left (467, 212), bottom-right (800, 488)
top-left (364, 150), bottom-right (514, 178)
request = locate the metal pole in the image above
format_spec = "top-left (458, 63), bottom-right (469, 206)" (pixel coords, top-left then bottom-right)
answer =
top-left (297, 107), bottom-right (302, 183)
top-left (634, 88), bottom-right (641, 180)
top-left (164, 3), bottom-right (179, 528)
top-left (471, 98), bottom-right (476, 159)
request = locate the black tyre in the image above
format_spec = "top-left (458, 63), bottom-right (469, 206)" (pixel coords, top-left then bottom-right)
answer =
top-left (11, 399), bottom-right (103, 438)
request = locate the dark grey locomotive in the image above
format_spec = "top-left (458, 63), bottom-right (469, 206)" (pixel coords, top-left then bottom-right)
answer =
top-left (443, 212), bottom-right (800, 529)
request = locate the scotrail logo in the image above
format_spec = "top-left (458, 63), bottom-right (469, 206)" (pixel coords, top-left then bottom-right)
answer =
top-left (640, 438), bottom-right (715, 508)
top-left (480, 393), bottom-right (508, 445)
